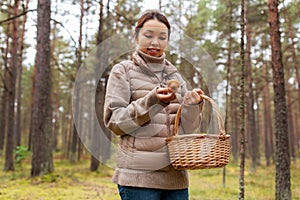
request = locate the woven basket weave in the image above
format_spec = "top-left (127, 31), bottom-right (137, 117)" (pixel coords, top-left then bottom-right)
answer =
top-left (166, 94), bottom-right (230, 170)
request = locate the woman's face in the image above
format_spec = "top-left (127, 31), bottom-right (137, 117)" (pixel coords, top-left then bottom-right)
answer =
top-left (136, 19), bottom-right (169, 57)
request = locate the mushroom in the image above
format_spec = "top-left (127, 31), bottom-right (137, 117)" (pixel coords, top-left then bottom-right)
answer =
top-left (167, 79), bottom-right (179, 93)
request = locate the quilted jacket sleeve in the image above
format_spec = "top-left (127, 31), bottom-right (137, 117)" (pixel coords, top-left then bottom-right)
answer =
top-left (177, 75), bottom-right (203, 134)
top-left (104, 63), bottom-right (168, 136)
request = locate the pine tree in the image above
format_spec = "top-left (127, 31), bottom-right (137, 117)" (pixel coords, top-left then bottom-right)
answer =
top-left (267, 0), bottom-right (291, 199)
top-left (31, 0), bottom-right (53, 176)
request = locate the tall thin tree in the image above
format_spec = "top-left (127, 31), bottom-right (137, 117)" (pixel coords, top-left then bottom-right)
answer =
top-left (239, 0), bottom-right (246, 198)
top-left (224, 0), bottom-right (234, 187)
top-left (245, 0), bottom-right (258, 172)
top-left (90, 0), bottom-right (104, 172)
top-left (0, 0), bottom-right (12, 154)
top-left (261, 42), bottom-right (274, 166)
top-left (282, 3), bottom-right (300, 157)
top-left (31, 0), bottom-right (53, 176)
top-left (70, 0), bottom-right (85, 163)
top-left (267, 0), bottom-right (291, 199)
top-left (15, 0), bottom-right (30, 148)
top-left (4, 0), bottom-right (19, 171)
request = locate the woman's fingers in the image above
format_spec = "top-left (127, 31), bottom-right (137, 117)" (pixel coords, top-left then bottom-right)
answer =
top-left (184, 89), bottom-right (205, 105)
top-left (193, 88), bottom-right (204, 102)
top-left (156, 87), bottom-right (176, 103)
top-left (193, 88), bottom-right (204, 95)
top-left (156, 87), bottom-right (171, 94)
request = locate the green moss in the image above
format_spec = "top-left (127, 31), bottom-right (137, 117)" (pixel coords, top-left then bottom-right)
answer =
top-left (0, 156), bottom-right (299, 199)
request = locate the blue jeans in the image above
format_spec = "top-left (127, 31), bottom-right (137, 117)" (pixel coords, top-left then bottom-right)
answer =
top-left (118, 185), bottom-right (189, 200)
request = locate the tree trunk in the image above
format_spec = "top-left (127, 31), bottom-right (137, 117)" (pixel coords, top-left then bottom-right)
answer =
top-left (282, 6), bottom-right (300, 160)
top-left (254, 65), bottom-right (261, 165)
top-left (264, 35), bottom-right (275, 165)
top-left (15, 0), bottom-right (29, 148)
top-left (67, 110), bottom-right (73, 159)
top-left (4, 0), bottom-right (19, 171)
top-left (262, 56), bottom-right (273, 166)
top-left (282, 7), bottom-right (300, 131)
top-left (15, 43), bottom-right (23, 148)
top-left (0, 15), bottom-right (11, 153)
top-left (91, 82), bottom-right (101, 171)
top-left (245, 0), bottom-right (258, 172)
top-left (267, 0), bottom-right (291, 199)
top-left (63, 93), bottom-right (73, 158)
top-left (50, 9), bottom-right (59, 152)
top-left (31, 0), bottom-right (53, 176)
top-left (70, 0), bottom-right (85, 163)
top-left (239, 0), bottom-right (246, 198)
top-left (28, 67), bottom-right (36, 151)
top-left (223, 0), bottom-right (234, 187)
top-left (77, 138), bottom-right (82, 161)
top-left (91, 0), bottom-right (104, 171)
top-left (115, 0), bottom-right (119, 33)
top-left (0, 88), bottom-right (6, 153)
top-left (61, 104), bottom-right (68, 158)
top-left (70, 126), bottom-right (78, 162)
top-left (231, 86), bottom-right (239, 162)
top-left (284, 58), bottom-right (296, 160)
top-left (0, 1), bottom-right (13, 153)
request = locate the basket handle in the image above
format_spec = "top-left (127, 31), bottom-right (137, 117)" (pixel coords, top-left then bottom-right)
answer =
top-left (173, 94), bottom-right (226, 137)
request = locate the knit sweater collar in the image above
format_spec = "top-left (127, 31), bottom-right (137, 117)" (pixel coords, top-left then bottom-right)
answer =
top-left (137, 49), bottom-right (165, 64)
top-left (133, 50), bottom-right (165, 72)
top-left (131, 50), bottom-right (178, 75)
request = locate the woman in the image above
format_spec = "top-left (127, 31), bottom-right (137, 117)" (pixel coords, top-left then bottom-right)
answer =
top-left (104, 10), bottom-right (203, 200)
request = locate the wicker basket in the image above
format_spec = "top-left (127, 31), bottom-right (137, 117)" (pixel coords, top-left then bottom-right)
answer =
top-left (166, 94), bottom-right (230, 170)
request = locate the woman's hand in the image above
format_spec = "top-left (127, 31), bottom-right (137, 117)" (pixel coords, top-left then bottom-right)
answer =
top-left (156, 80), bottom-right (180, 103)
top-left (156, 87), bottom-right (177, 103)
top-left (183, 88), bottom-right (204, 105)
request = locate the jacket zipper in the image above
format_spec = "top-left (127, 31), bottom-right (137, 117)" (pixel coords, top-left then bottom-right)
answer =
top-left (138, 65), bottom-right (176, 137)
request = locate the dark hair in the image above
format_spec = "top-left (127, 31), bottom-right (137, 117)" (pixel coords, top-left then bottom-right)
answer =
top-left (135, 10), bottom-right (171, 39)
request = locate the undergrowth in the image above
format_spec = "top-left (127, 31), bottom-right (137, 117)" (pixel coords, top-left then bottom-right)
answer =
top-left (0, 154), bottom-right (299, 200)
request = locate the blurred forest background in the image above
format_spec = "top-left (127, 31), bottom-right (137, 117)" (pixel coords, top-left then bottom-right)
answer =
top-left (0, 0), bottom-right (300, 199)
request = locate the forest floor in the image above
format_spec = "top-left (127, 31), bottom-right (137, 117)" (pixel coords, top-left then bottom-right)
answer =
top-left (0, 153), bottom-right (300, 200)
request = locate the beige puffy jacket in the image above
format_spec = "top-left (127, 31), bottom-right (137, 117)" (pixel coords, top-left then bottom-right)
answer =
top-left (104, 50), bottom-right (202, 190)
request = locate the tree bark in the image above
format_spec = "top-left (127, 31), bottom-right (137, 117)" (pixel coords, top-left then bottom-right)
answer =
top-left (0, 88), bottom-right (6, 153)
top-left (70, 0), bottom-right (85, 163)
top-left (28, 67), bottom-right (36, 151)
top-left (253, 63), bottom-right (261, 165)
top-left (4, 0), bottom-right (19, 171)
top-left (31, 0), bottom-right (53, 176)
top-left (231, 86), bottom-right (239, 162)
top-left (91, 0), bottom-right (103, 171)
top-left (91, 82), bottom-right (102, 171)
top-left (70, 127), bottom-right (78, 162)
top-left (284, 57), bottom-right (296, 160)
top-left (15, 0), bottom-right (29, 148)
top-left (0, 10), bottom-right (12, 153)
top-left (267, 0), bottom-right (291, 199)
top-left (245, 0), bottom-right (258, 172)
top-left (50, 6), bottom-right (59, 152)
top-left (115, 0), bottom-right (119, 33)
top-left (262, 55), bottom-right (274, 166)
top-left (282, 7), bottom-right (300, 131)
top-left (282, 6), bottom-right (300, 160)
top-left (239, 0), bottom-right (246, 198)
